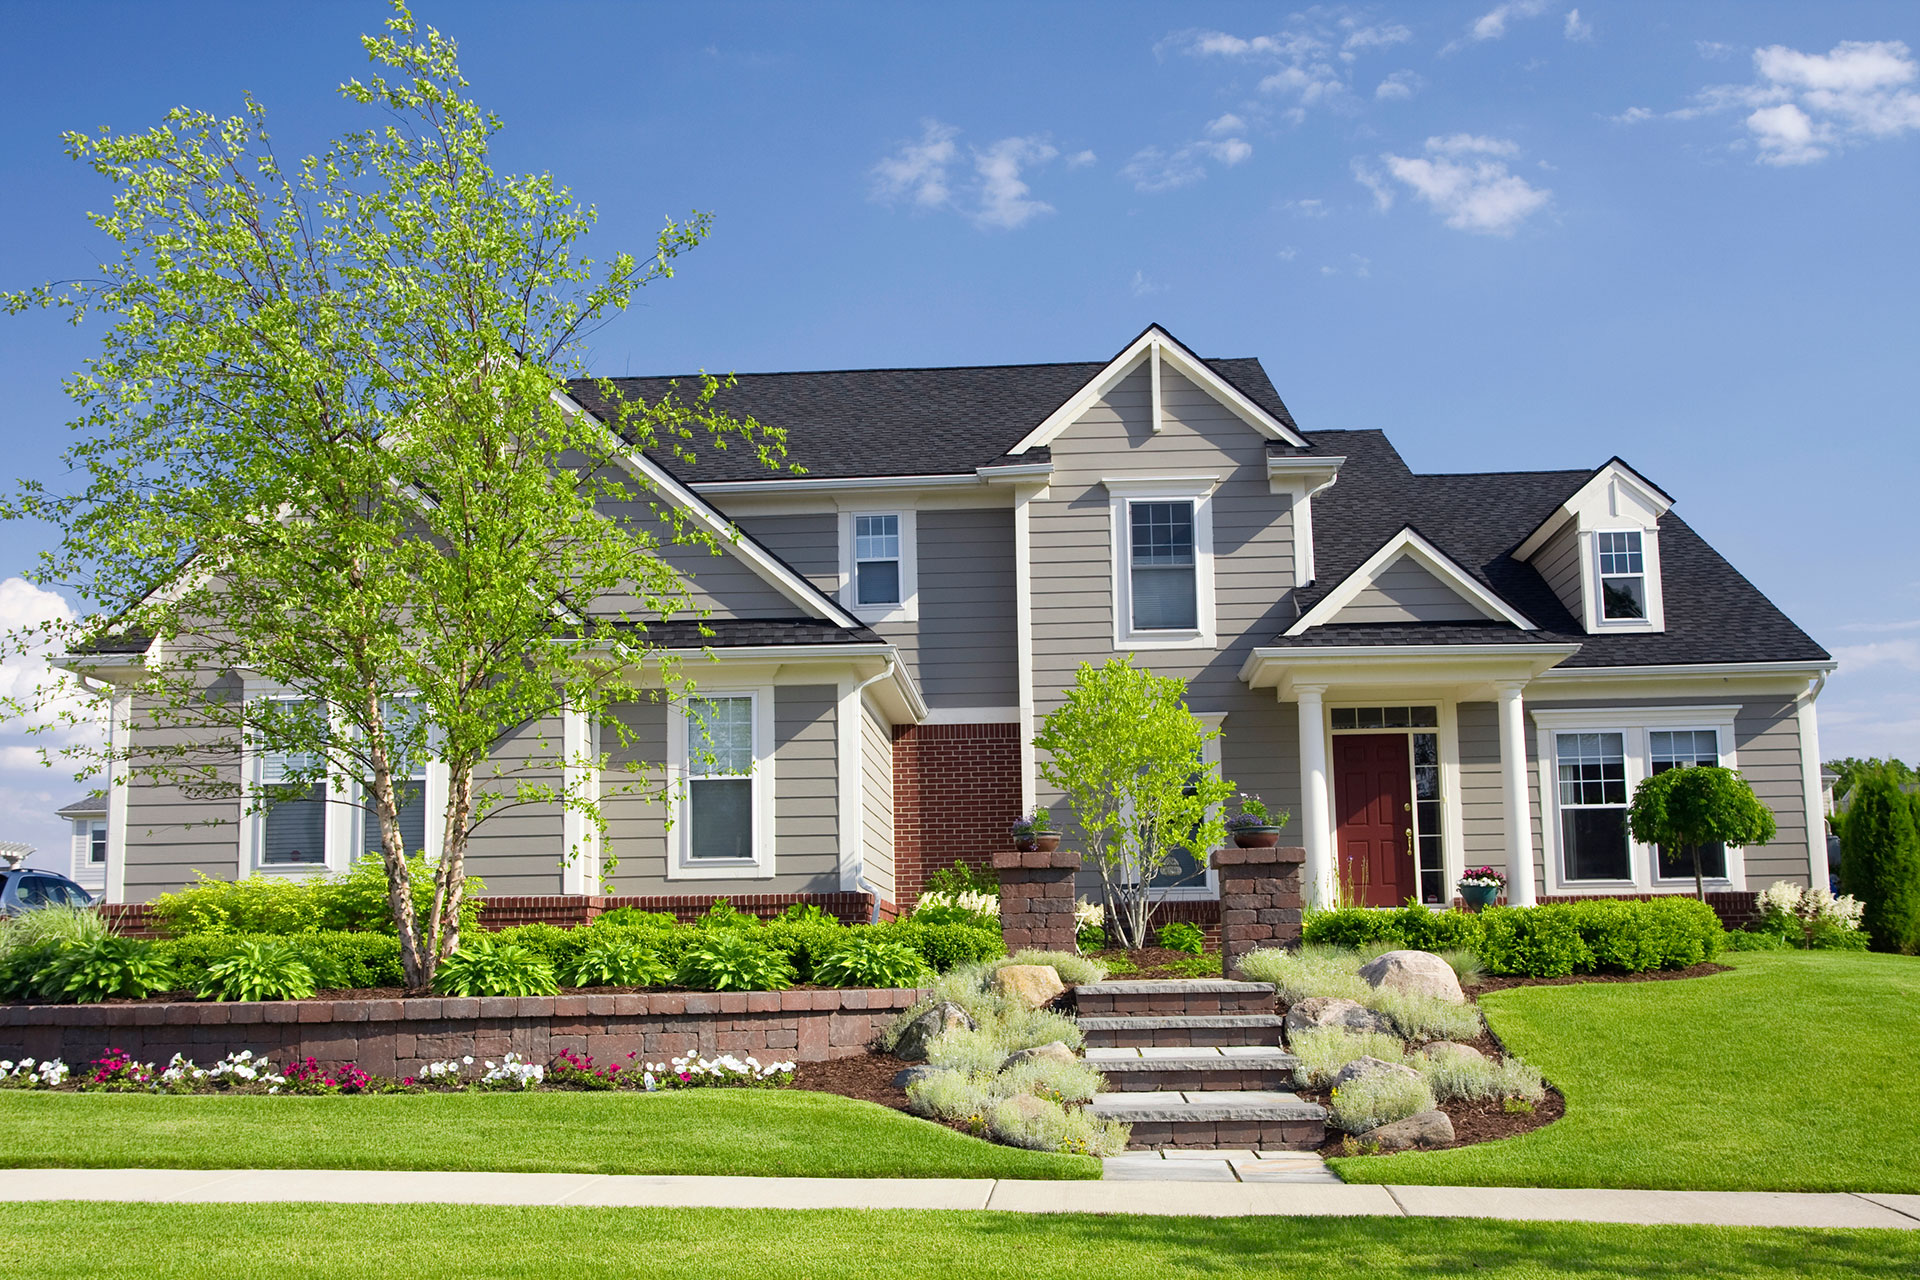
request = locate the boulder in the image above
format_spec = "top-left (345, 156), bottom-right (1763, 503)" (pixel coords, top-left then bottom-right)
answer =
top-left (893, 1001), bottom-right (977, 1062)
top-left (992, 964), bottom-right (1067, 1010)
top-left (1366, 1109), bottom-right (1455, 1151)
top-left (1423, 1041), bottom-right (1487, 1066)
top-left (1285, 996), bottom-right (1396, 1039)
top-left (1358, 950), bottom-right (1466, 1005)
top-left (1001, 1040), bottom-right (1076, 1071)
top-left (892, 1064), bottom-right (945, 1091)
top-left (1331, 1055), bottom-right (1423, 1091)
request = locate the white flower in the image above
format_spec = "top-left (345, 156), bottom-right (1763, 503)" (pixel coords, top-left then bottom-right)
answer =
top-left (1074, 898), bottom-right (1105, 930)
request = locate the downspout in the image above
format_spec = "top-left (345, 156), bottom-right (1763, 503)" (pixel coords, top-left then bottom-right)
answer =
top-left (849, 658), bottom-right (898, 925)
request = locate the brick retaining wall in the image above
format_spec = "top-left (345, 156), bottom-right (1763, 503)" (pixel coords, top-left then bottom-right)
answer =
top-left (0, 987), bottom-right (926, 1078)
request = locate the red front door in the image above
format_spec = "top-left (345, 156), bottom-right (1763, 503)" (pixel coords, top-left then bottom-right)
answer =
top-left (1334, 734), bottom-right (1414, 907)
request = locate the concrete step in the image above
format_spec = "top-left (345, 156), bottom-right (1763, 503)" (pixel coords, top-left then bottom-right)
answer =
top-left (1073, 980), bottom-right (1276, 1018)
top-left (1077, 1014), bottom-right (1286, 1049)
top-left (1090, 1089), bottom-right (1328, 1151)
top-left (1085, 1045), bottom-right (1300, 1092)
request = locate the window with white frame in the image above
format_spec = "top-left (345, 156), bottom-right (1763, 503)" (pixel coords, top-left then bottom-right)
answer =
top-left (1130, 501), bottom-right (1198, 631)
top-left (88, 821), bottom-right (107, 865)
top-left (1555, 731), bottom-right (1631, 882)
top-left (686, 695), bottom-right (757, 861)
top-left (1596, 530), bottom-right (1646, 621)
top-left (258, 709), bottom-right (329, 867)
top-left (359, 698), bottom-right (430, 858)
top-left (1650, 729), bottom-right (1727, 880)
top-left (853, 514), bottom-right (901, 607)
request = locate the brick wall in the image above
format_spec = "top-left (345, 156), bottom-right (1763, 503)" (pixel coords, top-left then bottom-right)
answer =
top-left (892, 721), bottom-right (1022, 906)
top-left (0, 988), bottom-right (926, 1076)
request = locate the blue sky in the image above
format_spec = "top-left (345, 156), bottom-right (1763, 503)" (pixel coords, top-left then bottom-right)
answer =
top-left (1, 1), bottom-right (1916, 863)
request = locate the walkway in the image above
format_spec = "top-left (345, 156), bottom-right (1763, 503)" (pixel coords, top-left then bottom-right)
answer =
top-left (18, 1169), bottom-right (1920, 1228)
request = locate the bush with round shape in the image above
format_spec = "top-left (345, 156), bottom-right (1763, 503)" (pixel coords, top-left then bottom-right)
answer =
top-left (1838, 768), bottom-right (1920, 955)
top-left (812, 935), bottom-right (932, 989)
top-left (1289, 1027), bottom-right (1411, 1090)
top-left (594, 907), bottom-right (679, 930)
top-left (673, 931), bottom-right (794, 992)
top-left (905, 1069), bottom-right (992, 1129)
top-left (875, 920), bottom-right (1007, 973)
top-left (559, 935), bottom-right (673, 988)
top-left (927, 1027), bottom-right (1007, 1077)
top-left (1627, 764), bottom-right (1777, 901)
top-left (985, 1094), bottom-right (1129, 1156)
top-left (432, 939), bottom-right (558, 997)
top-left (36, 936), bottom-right (177, 1003)
top-left (198, 939), bottom-right (318, 1002)
top-left (1155, 921), bottom-right (1206, 955)
top-left (1238, 946), bottom-right (1371, 1006)
top-left (989, 1056), bottom-right (1105, 1106)
top-left (1328, 1067), bottom-right (1436, 1134)
top-left (991, 949), bottom-right (1107, 987)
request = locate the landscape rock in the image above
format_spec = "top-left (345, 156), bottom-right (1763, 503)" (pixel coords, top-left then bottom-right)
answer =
top-left (1285, 996), bottom-right (1396, 1039)
top-left (1331, 1055), bottom-right (1423, 1091)
top-left (893, 1001), bottom-right (978, 1062)
top-left (1366, 1109), bottom-right (1455, 1151)
top-left (1358, 950), bottom-right (1467, 1005)
top-left (992, 964), bottom-right (1067, 1010)
top-left (1001, 1040), bottom-right (1076, 1071)
top-left (1423, 1041), bottom-right (1487, 1066)
top-left (892, 1064), bottom-right (945, 1091)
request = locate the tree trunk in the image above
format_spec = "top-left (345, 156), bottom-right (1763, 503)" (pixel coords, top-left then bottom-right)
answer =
top-left (1693, 845), bottom-right (1706, 902)
top-left (361, 687), bottom-right (430, 991)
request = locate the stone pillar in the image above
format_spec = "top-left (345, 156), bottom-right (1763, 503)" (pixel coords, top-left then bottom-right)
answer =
top-left (992, 848), bottom-right (1081, 952)
top-left (1294, 684), bottom-right (1333, 907)
top-left (1496, 680), bottom-right (1538, 908)
top-left (1213, 845), bottom-right (1307, 976)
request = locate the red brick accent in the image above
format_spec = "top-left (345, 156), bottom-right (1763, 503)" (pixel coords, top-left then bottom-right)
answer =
top-left (892, 722), bottom-right (1022, 906)
top-left (992, 847), bottom-right (1080, 952)
top-left (1212, 846), bottom-right (1306, 975)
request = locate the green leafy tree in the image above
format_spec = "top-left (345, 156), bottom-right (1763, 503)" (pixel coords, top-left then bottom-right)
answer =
top-left (0, 4), bottom-right (782, 989)
top-left (1826, 757), bottom-right (1918, 805)
top-left (1627, 765), bottom-right (1777, 901)
top-left (1837, 767), bottom-right (1920, 955)
top-left (1033, 657), bottom-right (1231, 950)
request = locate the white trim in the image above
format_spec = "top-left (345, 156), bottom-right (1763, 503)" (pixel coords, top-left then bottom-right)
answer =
top-left (1108, 481), bottom-right (1218, 651)
top-left (665, 685), bottom-right (777, 881)
top-left (1796, 680), bottom-right (1827, 888)
top-left (1149, 340), bottom-right (1163, 434)
top-left (1287, 527), bottom-right (1536, 636)
top-left (1324, 702), bottom-right (1452, 907)
top-left (838, 508), bottom-right (919, 624)
top-left (1014, 487), bottom-right (1038, 812)
top-left (921, 706), bottom-right (1022, 726)
top-left (105, 691), bottom-right (130, 904)
top-left (1535, 660), bottom-right (1835, 681)
top-left (236, 688), bottom-right (347, 878)
top-left (1008, 326), bottom-right (1309, 455)
top-left (1496, 682), bottom-right (1537, 906)
top-left (1437, 699), bottom-right (1466, 906)
top-left (1514, 460), bottom-right (1674, 561)
top-left (1580, 526), bottom-right (1666, 633)
top-left (1266, 458), bottom-right (1343, 588)
top-left (1294, 684), bottom-right (1333, 907)
top-left (560, 705), bottom-right (599, 894)
top-left (836, 675), bottom-right (863, 892)
top-left (685, 464), bottom-right (1053, 500)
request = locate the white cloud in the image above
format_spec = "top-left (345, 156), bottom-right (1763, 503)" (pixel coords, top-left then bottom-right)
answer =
top-left (973, 136), bottom-right (1058, 229)
top-left (0, 577), bottom-right (102, 869)
top-left (1276, 245), bottom-right (1299, 261)
top-left (1165, 10), bottom-right (1411, 118)
top-left (1202, 137), bottom-right (1253, 165)
top-left (1746, 102), bottom-right (1824, 165)
top-left (1349, 253), bottom-right (1372, 278)
top-left (1284, 197), bottom-right (1329, 217)
top-left (1206, 113), bottom-right (1248, 136)
top-left (1444, 0), bottom-right (1550, 53)
top-left (1612, 106), bottom-right (1655, 124)
top-left (1696, 41), bottom-right (1736, 61)
top-left (1564, 9), bottom-right (1592, 42)
top-left (1066, 149), bottom-right (1097, 168)
top-left (1363, 135), bottom-right (1552, 234)
top-left (1838, 619), bottom-right (1920, 634)
top-left (1376, 70), bottom-right (1423, 101)
top-left (1320, 264), bottom-right (1340, 276)
top-left (1120, 145), bottom-right (1210, 193)
top-left (1833, 638), bottom-right (1920, 673)
top-left (871, 120), bottom-right (959, 209)
top-left (1664, 40), bottom-right (1920, 165)
top-left (872, 122), bottom-right (1063, 228)
top-left (1341, 22), bottom-right (1412, 57)
top-left (1129, 270), bottom-right (1162, 298)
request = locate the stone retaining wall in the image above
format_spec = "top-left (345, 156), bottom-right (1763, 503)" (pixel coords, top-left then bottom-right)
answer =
top-left (1212, 845), bottom-right (1306, 975)
top-left (0, 987), bottom-right (925, 1078)
top-left (992, 848), bottom-right (1081, 951)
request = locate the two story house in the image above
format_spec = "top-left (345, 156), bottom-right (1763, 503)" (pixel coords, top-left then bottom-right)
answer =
top-left (76, 325), bottom-right (1834, 916)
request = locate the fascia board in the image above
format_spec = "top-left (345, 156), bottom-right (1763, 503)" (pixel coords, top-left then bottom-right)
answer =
top-left (1514, 460), bottom-right (1676, 561)
top-left (1286, 526), bottom-right (1536, 635)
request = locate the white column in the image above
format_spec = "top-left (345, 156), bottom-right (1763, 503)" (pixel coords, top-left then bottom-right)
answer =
top-left (1496, 681), bottom-right (1537, 907)
top-left (1014, 487), bottom-right (1038, 812)
top-left (1796, 680), bottom-right (1827, 889)
top-left (1295, 684), bottom-right (1333, 907)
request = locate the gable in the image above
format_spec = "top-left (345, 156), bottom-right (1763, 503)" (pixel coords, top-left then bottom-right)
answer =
top-left (593, 497), bottom-right (817, 620)
top-left (1328, 553), bottom-right (1505, 625)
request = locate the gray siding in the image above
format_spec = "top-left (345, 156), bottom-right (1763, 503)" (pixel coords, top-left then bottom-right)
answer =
top-left (1031, 364), bottom-right (1302, 861)
top-left (464, 714), bottom-right (567, 895)
top-left (910, 508), bottom-right (1018, 708)
top-left (1456, 701), bottom-right (1505, 869)
top-left (736, 513), bottom-right (839, 595)
top-left (1533, 522), bottom-right (1583, 621)
top-left (122, 684), bottom-right (242, 902)
top-left (592, 497), bottom-right (802, 619)
top-left (598, 697), bottom-right (672, 889)
top-left (1331, 554), bottom-right (1491, 625)
top-left (861, 703), bottom-right (896, 902)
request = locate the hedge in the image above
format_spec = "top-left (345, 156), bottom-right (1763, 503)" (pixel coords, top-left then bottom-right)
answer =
top-left (1301, 897), bottom-right (1725, 977)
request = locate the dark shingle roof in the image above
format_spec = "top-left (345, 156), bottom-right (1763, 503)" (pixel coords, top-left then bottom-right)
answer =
top-left (56, 793), bottom-right (108, 818)
top-left (1293, 432), bottom-right (1830, 668)
top-left (566, 357), bottom-right (1301, 483)
top-left (611, 618), bottom-right (885, 648)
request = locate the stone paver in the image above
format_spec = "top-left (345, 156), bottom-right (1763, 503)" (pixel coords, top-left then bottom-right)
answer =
top-left (1101, 1149), bottom-right (1343, 1185)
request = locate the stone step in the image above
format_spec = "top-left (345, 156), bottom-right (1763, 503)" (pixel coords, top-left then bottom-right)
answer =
top-left (1085, 1045), bottom-right (1300, 1092)
top-left (1090, 1089), bottom-right (1328, 1151)
top-left (1076, 1014), bottom-right (1287, 1049)
top-left (1073, 980), bottom-right (1276, 1018)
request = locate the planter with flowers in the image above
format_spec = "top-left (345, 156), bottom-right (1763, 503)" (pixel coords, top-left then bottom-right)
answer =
top-left (1012, 807), bottom-right (1060, 853)
top-left (1458, 866), bottom-right (1506, 911)
top-left (1225, 794), bottom-right (1289, 849)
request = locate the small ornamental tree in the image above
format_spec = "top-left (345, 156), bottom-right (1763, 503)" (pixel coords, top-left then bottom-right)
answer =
top-left (0, 5), bottom-right (784, 990)
top-left (1033, 657), bottom-right (1232, 950)
top-left (1837, 767), bottom-right (1920, 955)
top-left (1627, 765), bottom-right (1777, 902)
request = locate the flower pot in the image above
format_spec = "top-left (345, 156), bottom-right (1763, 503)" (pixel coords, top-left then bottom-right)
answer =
top-left (1231, 826), bottom-right (1282, 849)
top-left (1014, 833), bottom-right (1061, 853)
top-left (1460, 882), bottom-right (1500, 911)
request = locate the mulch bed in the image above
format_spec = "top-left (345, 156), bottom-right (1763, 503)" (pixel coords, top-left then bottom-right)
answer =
top-left (1467, 961), bottom-right (1730, 994)
top-left (1300, 1081), bottom-right (1567, 1154)
top-left (1089, 947), bottom-right (1224, 980)
top-left (791, 1052), bottom-right (914, 1114)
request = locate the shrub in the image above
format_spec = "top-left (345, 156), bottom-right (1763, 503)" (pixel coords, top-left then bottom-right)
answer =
top-left (1839, 771), bottom-right (1920, 955)
top-left (906, 1069), bottom-right (991, 1130)
top-left (1328, 1068), bottom-right (1436, 1134)
top-left (924, 859), bottom-right (998, 899)
top-left (432, 939), bottom-right (558, 997)
top-left (594, 907), bottom-right (678, 929)
top-left (673, 931), bottom-right (794, 992)
top-left (1476, 906), bottom-right (1593, 978)
top-left (909, 892), bottom-right (1000, 929)
top-left (1436, 948), bottom-right (1485, 986)
top-left (36, 936), bottom-right (176, 1003)
top-left (1289, 1028), bottom-right (1411, 1089)
top-left (986, 1095), bottom-right (1129, 1156)
top-left (1167, 952), bottom-right (1223, 978)
top-left (1417, 1046), bottom-right (1545, 1105)
top-left (558, 935), bottom-right (673, 988)
top-left (693, 898), bottom-right (760, 931)
top-left (757, 919), bottom-right (851, 981)
top-left (153, 930), bottom-right (405, 991)
top-left (1075, 926), bottom-right (1107, 953)
top-left (486, 924), bottom-right (575, 967)
top-left (1304, 905), bottom-right (1483, 953)
top-left (877, 920), bottom-right (1006, 973)
top-left (813, 936), bottom-right (932, 988)
top-left (1724, 927), bottom-right (1790, 952)
top-left (1366, 985), bottom-right (1483, 1042)
top-left (1238, 946), bottom-right (1370, 1006)
top-left (927, 1028), bottom-right (1007, 1077)
top-left (0, 902), bottom-right (108, 959)
top-left (148, 857), bottom-right (485, 938)
top-left (1156, 921), bottom-right (1206, 955)
top-left (989, 1056), bottom-right (1106, 1106)
top-left (992, 949), bottom-right (1108, 986)
top-left (198, 939), bottom-right (318, 1002)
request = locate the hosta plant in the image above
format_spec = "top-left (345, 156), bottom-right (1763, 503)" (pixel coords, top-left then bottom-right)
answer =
top-left (673, 931), bottom-right (794, 992)
top-left (198, 939), bottom-right (319, 1002)
top-left (559, 935), bottom-right (673, 988)
top-left (432, 939), bottom-right (558, 998)
top-left (38, 937), bottom-right (177, 1003)
top-left (1155, 921), bottom-right (1206, 955)
top-left (812, 936), bottom-right (932, 988)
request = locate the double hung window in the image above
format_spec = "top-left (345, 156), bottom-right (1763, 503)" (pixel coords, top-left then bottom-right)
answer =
top-left (260, 733), bottom-right (328, 866)
top-left (361, 699), bottom-right (429, 859)
top-left (1596, 531), bottom-right (1646, 621)
top-left (853, 514), bottom-right (901, 607)
top-left (88, 821), bottom-right (107, 865)
top-left (687, 695), bottom-right (756, 861)
top-left (1130, 501), bottom-right (1198, 631)
top-left (1555, 732), bottom-right (1630, 881)
top-left (1650, 729), bottom-right (1726, 880)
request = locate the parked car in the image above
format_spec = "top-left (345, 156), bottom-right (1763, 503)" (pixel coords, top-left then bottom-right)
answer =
top-left (0, 867), bottom-right (96, 916)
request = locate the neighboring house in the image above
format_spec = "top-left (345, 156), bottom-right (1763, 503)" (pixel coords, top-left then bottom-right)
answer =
top-left (55, 793), bottom-right (109, 894)
top-left (65, 325), bottom-right (1834, 913)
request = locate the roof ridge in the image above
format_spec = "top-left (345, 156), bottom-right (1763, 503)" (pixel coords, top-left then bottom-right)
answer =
top-left (575, 355), bottom-right (1266, 381)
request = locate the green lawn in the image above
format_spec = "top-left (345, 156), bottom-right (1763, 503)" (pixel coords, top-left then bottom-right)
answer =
top-left (6, 1204), bottom-right (1916, 1278)
top-left (0, 1088), bottom-right (1096, 1180)
top-left (1332, 950), bottom-right (1920, 1192)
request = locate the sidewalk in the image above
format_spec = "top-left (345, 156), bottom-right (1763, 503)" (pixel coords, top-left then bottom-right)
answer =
top-left (16, 1169), bottom-right (1920, 1229)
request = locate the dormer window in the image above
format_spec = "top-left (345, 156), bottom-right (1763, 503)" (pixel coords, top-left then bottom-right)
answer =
top-left (1596, 531), bottom-right (1646, 621)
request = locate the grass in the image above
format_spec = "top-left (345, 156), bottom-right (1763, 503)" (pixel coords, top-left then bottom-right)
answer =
top-left (6, 1204), bottom-right (1918, 1279)
top-left (0, 1088), bottom-right (1096, 1181)
top-left (1332, 950), bottom-right (1920, 1192)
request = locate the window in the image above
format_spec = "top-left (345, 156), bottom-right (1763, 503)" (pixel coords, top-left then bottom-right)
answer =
top-left (361, 699), bottom-right (429, 858)
top-left (260, 726), bottom-right (328, 867)
top-left (687, 695), bottom-right (756, 861)
top-left (1650, 729), bottom-right (1727, 880)
top-left (88, 821), bottom-right (107, 865)
top-left (1130, 501), bottom-right (1197, 630)
top-left (853, 514), bottom-right (901, 607)
top-left (17, 875), bottom-right (90, 908)
top-left (1596, 531), bottom-right (1646, 621)
top-left (1556, 732), bottom-right (1631, 881)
